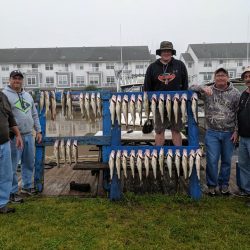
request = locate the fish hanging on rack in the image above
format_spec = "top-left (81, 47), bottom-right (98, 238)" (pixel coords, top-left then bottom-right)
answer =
top-left (159, 147), bottom-right (165, 177)
top-left (116, 95), bottom-right (122, 127)
top-left (109, 150), bottom-right (115, 180)
top-left (137, 94), bottom-right (143, 126)
top-left (173, 93), bottom-right (179, 125)
top-left (110, 95), bottom-right (116, 127)
top-left (181, 93), bottom-right (187, 124)
top-left (166, 149), bottom-right (173, 178)
top-left (79, 92), bottom-right (85, 119)
top-left (151, 149), bottom-right (158, 180)
top-left (66, 91), bottom-right (73, 120)
top-left (122, 150), bottom-right (128, 179)
top-left (182, 149), bottom-right (188, 180)
top-left (151, 94), bottom-right (157, 124)
top-left (54, 139), bottom-right (60, 167)
top-left (159, 94), bottom-right (165, 124)
top-left (61, 91), bottom-right (67, 117)
top-left (191, 93), bottom-right (198, 123)
top-left (122, 95), bottom-right (129, 129)
top-left (97, 92), bottom-right (102, 119)
top-left (136, 150), bottom-right (143, 183)
top-left (144, 149), bottom-right (151, 178)
top-left (166, 94), bottom-right (172, 122)
top-left (175, 149), bottom-right (181, 178)
top-left (60, 139), bottom-right (66, 164)
top-left (188, 150), bottom-right (195, 178)
top-left (116, 150), bottom-right (121, 179)
top-left (195, 149), bottom-right (202, 180)
top-left (44, 91), bottom-right (50, 119)
top-left (66, 139), bottom-right (72, 165)
top-left (39, 91), bottom-right (44, 114)
top-left (91, 92), bottom-right (97, 121)
top-left (129, 94), bottom-right (136, 129)
top-left (50, 90), bottom-right (57, 121)
top-left (72, 140), bottom-right (78, 164)
top-left (143, 92), bottom-right (150, 121)
top-left (129, 150), bottom-right (136, 179)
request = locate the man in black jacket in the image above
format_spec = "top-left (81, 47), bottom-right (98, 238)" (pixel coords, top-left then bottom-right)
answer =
top-left (0, 92), bottom-right (23, 214)
top-left (144, 41), bottom-right (188, 145)
top-left (237, 66), bottom-right (250, 201)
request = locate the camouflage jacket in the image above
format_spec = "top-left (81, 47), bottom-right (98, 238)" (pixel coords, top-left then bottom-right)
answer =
top-left (189, 83), bottom-right (240, 132)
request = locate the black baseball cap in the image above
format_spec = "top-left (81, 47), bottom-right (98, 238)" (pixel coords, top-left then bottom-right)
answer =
top-left (214, 68), bottom-right (228, 76)
top-left (10, 70), bottom-right (24, 78)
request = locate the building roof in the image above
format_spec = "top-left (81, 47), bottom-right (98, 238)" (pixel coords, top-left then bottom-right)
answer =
top-left (189, 43), bottom-right (250, 59)
top-left (0, 46), bottom-right (151, 63)
top-left (180, 53), bottom-right (194, 62)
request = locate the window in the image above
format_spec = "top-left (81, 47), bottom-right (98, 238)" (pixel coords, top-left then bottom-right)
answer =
top-left (237, 61), bottom-right (243, 67)
top-left (76, 76), bottom-right (85, 85)
top-left (204, 61), bottom-right (212, 67)
top-left (107, 76), bottom-right (115, 84)
top-left (45, 64), bottom-right (53, 70)
top-left (92, 63), bottom-right (99, 72)
top-left (228, 71), bottom-right (235, 78)
top-left (76, 64), bottom-right (84, 70)
top-left (136, 64), bottom-right (144, 69)
top-left (58, 75), bottom-right (68, 85)
top-left (188, 62), bottom-right (192, 68)
top-left (26, 76), bottom-right (37, 85)
top-left (106, 63), bottom-right (114, 69)
top-left (2, 77), bottom-right (9, 86)
top-left (15, 64), bottom-right (21, 69)
top-left (1, 65), bottom-right (9, 71)
top-left (124, 62), bottom-right (128, 70)
top-left (204, 73), bottom-right (212, 81)
top-left (89, 75), bottom-right (99, 85)
top-left (219, 60), bottom-right (224, 64)
top-left (46, 77), bottom-right (54, 84)
top-left (31, 64), bottom-right (38, 72)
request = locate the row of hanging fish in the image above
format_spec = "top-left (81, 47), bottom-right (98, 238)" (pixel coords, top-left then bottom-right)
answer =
top-left (109, 92), bottom-right (198, 128)
top-left (53, 139), bottom-right (78, 166)
top-left (108, 148), bottom-right (202, 182)
top-left (39, 90), bottom-right (57, 120)
top-left (39, 91), bottom-right (102, 121)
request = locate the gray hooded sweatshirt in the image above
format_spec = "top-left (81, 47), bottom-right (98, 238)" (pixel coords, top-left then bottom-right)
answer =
top-left (189, 82), bottom-right (240, 132)
top-left (3, 86), bottom-right (41, 135)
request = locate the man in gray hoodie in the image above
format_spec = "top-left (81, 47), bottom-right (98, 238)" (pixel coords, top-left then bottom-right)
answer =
top-left (3, 70), bottom-right (42, 200)
top-left (190, 68), bottom-right (240, 196)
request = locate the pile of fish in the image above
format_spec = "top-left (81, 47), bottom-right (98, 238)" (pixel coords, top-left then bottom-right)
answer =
top-left (53, 139), bottom-right (78, 167)
top-left (108, 148), bottom-right (202, 182)
top-left (39, 91), bottom-right (102, 122)
top-left (109, 92), bottom-right (198, 129)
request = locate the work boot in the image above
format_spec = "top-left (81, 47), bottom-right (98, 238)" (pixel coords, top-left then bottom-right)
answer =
top-left (10, 193), bottom-right (24, 204)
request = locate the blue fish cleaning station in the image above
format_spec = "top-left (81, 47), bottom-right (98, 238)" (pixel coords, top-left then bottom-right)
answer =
top-left (34, 90), bottom-right (201, 201)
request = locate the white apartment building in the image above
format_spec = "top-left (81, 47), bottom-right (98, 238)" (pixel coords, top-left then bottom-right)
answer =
top-left (0, 46), bottom-right (152, 89)
top-left (180, 43), bottom-right (250, 85)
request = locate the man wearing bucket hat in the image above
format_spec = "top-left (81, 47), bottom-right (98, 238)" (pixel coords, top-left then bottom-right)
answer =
top-left (144, 41), bottom-right (188, 146)
top-left (236, 66), bottom-right (250, 204)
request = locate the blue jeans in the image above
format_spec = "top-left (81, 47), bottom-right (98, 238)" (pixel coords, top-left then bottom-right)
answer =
top-left (0, 141), bottom-right (12, 208)
top-left (205, 129), bottom-right (234, 188)
top-left (10, 134), bottom-right (35, 192)
top-left (238, 137), bottom-right (250, 194)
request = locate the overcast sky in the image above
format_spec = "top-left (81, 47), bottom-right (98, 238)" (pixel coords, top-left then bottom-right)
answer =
top-left (0, 0), bottom-right (249, 56)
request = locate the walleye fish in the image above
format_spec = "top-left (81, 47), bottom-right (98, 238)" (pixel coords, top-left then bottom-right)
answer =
top-left (151, 94), bottom-right (157, 124)
top-left (159, 94), bottom-right (165, 124)
top-left (181, 93), bottom-right (187, 124)
top-left (84, 92), bottom-right (90, 121)
top-left (137, 94), bottom-right (143, 126)
top-left (61, 91), bottom-right (66, 117)
top-left (166, 149), bottom-right (173, 178)
top-left (166, 94), bottom-right (172, 122)
top-left (122, 95), bottom-right (129, 129)
top-left (66, 91), bottom-right (73, 120)
top-left (109, 150), bottom-right (115, 180)
top-left (159, 147), bottom-right (165, 177)
top-left (39, 91), bottom-right (44, 114)
top-left (51, 91), bottom-right (57, 121)
top-left (173, 93), bottom-right (179, 124)
top-left (91, 92), bottom-right (97, 120)
top-left (97, 92), bottom-right (102, 118)
top-left (195, 149), bottom-right (202, 180)
top-left (151, 149), bottom-right (158, 180)
top-left (191, 93), bottom-right (198, 123)
top-left (116, 95), bottom-right (122, 126)
top-left (54, 140), bottom-right (60, 167)
top-left (66, 139), bottom-right (72, 165)
top-left (130, 94), bottom-right (136, 129)
top-left (110, 95), bottom-right (116, 127)
top-left (144, 149), bottom-right (151, 178)
top-left (188, 150), bottom-right (195, 178)
top-left (79, 92), bottom-right (85, 119)
top-left (115, 150), bottom-right (122, 179)
top-left (44, 91), bottom-right (50, 118)
top-left (143, 92), bottom-right (150, 120)
top-left (175, 149), bottom-right (181, 178)
top-left (136, 150), bottom-right (143, 183)
top-left (182, 149), bottom-right (188, 179)
top-left (72, 140), bottom-right (78, 164)
top-left (122, 150), bottom-right (128, 179)
top-left (60, 139), bottom-right (66, 164)
top-left (129, 150), bottom-right (136, 179)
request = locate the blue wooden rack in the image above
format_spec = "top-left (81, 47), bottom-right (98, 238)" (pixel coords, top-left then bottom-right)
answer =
top-left (34, 90), bottom-right (201, 200)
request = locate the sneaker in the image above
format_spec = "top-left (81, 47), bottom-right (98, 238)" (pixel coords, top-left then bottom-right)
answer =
top-left (207, 187), bottom-right (216, 196)
top-left (220, 186), bottom-right (231, 196)
top-left (233, 190), bottom-right (250, 198)
top-left (10, 193), bottom-right (24, 204)
top-left (0, 206), bottom-right (15, 214)
top-left (21, 188), bottom-right (38, 196)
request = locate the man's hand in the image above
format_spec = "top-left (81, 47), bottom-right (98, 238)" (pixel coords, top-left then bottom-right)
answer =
top-left (202, 86), bottom-right (213, 96)
top-left (36, 132), bottom-right (42, 144)
top-left (231, 131), bottom-right (238, 144)
top-left (16, 135), bottom-right (23, 150)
